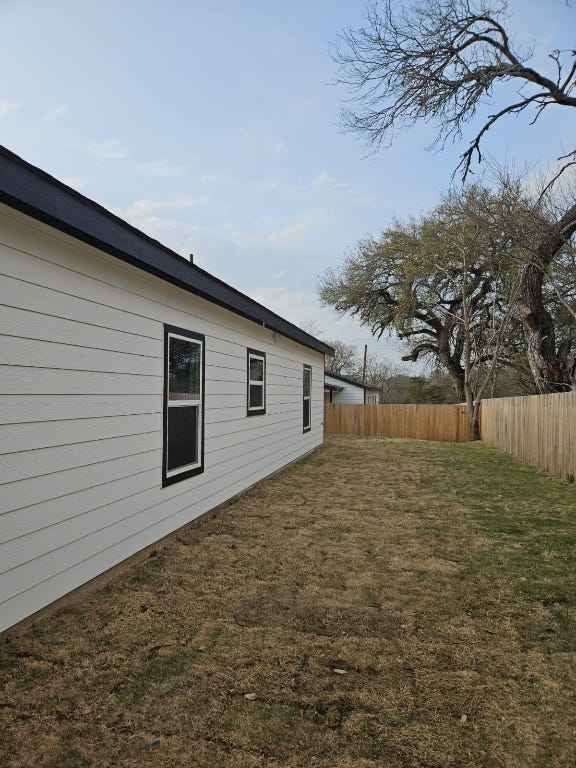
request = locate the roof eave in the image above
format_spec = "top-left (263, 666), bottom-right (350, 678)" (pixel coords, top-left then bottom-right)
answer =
top-left (0, 146), bottom-right (333, 358)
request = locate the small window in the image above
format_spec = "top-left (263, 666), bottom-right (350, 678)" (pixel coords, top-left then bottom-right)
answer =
top-left (163, 325), bottom-right (204, 486)
top-left (247, 349), bottom-right (266, 416)
top-left (303, 364), bottom-right (311, 432)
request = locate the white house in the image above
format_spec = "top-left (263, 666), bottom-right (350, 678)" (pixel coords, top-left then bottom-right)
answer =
top-left (324, 371), bottom-right (380, 405)
top-left (0, 146), bottom-right (332, 634)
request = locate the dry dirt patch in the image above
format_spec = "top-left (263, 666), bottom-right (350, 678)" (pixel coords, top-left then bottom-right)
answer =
top-left (1, 436), bottom-right (575, 767)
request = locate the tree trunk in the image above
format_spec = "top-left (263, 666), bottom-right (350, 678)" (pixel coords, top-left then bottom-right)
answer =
top-left (470, 401), bottom-right (481, 441)
top-left (437, 326), bottom-right (466, 402)
top-left (442, 359), bottom-right (465, 402)
top-left (518, 202), bottom-right (576, 393)
top-left (518, 262), bottom-right (570, 392)
top-left (461, 327), bottom-right (481, 441)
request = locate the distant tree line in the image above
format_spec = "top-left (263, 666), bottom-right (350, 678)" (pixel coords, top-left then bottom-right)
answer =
top-left (322, 337), bottom-right (536, 407)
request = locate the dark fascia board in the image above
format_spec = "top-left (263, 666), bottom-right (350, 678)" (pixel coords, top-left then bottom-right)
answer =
top-left (325, 370), bottom-right (380, 390)
top-left (0, 145), bottom-right (333, 358)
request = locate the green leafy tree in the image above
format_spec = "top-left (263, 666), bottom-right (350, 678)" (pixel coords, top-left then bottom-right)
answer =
top-left (319, 185), bottom-right (524, 437)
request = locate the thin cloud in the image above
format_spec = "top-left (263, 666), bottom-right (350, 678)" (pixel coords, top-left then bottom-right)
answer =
top-left (311, 170), bottom-right (333, 185)
top-left (43, 106), bottom-right (67, 122)
top-left (114, 195), bottom-right (210, 220)
top-left (83, 139), bottom-right (128, 160)
top-left (0, 101), bottom-right (19, 120)
top-left (191, 210), bottom-right (324, 255)
top-left (245, 283), bottom-right (361, 343)
top-left (254, 170), bottom-right (379, 208)
top-left (272, 140), bottom-right (287, 156)
top-left (191, 174), bottom-right (225, 183)
top-left (134, 159), bottom-right (191, 178)
top-left (266, 210), bottom-right (325, 249)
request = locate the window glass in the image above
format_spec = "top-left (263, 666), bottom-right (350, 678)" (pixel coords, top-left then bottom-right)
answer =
top-left (249, 357), bottom-right (264, 382)
top-left (303, 367), bottom-right (311, 398)
top-left (169, 337), bottom-right (201, 401)
top-left (163, 327), bottom-right (204, 486)
top-left (167, 405), bottom-right (198, 470)
top-left (247, 349), bottom-right (266, 415)
top-left (249, 384), bottom-right (264, 408)
top-left (303, 364), bottom-right (311, 432)
top-left (303, 398), bottom-right (311, 429)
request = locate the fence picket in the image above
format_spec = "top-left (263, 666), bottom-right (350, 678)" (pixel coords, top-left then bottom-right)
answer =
top-left (481, 391), bottom-right (576, 480)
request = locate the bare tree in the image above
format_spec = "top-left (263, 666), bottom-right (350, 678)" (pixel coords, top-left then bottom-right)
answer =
top-left (298, 319), bottom-right (325, 339)
top-left (355, 351), bottom-right (405, 396)
top-left (325, 339), bottom-right (361, 375)
top-left (335, 0), bottom-right (576, 179)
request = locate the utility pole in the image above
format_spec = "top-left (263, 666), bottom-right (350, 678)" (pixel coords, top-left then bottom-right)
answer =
top-left (362, 344), bottom-right (367, 383)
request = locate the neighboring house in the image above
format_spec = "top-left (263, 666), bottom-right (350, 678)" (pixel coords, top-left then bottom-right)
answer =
top-left (0, 146), bottom-right (333, 634)
top-left (324, 371), bottom-right (380, 405)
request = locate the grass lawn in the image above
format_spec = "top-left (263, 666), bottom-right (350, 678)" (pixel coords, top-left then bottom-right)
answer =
top-left (1, 435), bottom-right (575, 768)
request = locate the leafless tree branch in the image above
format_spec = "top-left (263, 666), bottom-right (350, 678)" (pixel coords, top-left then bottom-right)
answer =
top-left (334, 0), bottom-right (576, 178)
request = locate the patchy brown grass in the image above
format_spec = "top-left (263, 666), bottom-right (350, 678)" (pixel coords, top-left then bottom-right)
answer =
top-left (1, 436), bottom-right (575, 768)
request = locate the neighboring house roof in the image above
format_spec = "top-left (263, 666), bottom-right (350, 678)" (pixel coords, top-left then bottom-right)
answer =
top-left (325, 371), bottom-right (380, 391)
top-left (0, 145), bottom-right (333, 357)
top-left (324, 382), bottom-right (344, 392)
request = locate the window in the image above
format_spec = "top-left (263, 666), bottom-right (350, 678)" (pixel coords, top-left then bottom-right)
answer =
top-left (247, 349), bottom-right (266, 416)
top-left (303, 364), bottom-right (311, 432)
top-left (162, 325), bottom-right (204, 486)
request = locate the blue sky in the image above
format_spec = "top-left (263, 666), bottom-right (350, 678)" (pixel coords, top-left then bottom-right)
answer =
top-left (1, 0), bottom-right (574, 367)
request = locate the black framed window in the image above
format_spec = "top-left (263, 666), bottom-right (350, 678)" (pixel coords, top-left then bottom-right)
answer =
top-left (247, 348), bottom-right (266, 416)
top-left (303, 364), bottom-right (312, 432)
top-left (162, 325), bottom-right (205, 486)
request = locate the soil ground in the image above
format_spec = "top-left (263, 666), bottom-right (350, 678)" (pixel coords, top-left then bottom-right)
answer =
top-left (1, 435), bottom-right (575, 768)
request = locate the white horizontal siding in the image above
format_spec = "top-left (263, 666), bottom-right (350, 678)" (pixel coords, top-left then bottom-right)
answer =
top-left (0, 432), bottom-right (160, 485)
top-left (0, 468), bottom-right (157, 543)
top-left (0, 304), bottom-right (159, 357)
top-left (0, 366), bottom-right (161, 395)
top-left (334, 388), bottom-right (365, 404)
top-left (0, 272), bottom-right (159, 338)
top-left (0, 204), bottom-right (325, 632)
top-left (205, 412), bottom-right (296, 442)
top-left (0, 450), bottom-right (161, 515)
top-left (325, 376), bottom-right (365, 405)
top-left (1, 335), bottom-right (160, 375)
top-left (0, 395), bottom-right (160, 424)
top-left (0, 413), bottom-right (161, 454)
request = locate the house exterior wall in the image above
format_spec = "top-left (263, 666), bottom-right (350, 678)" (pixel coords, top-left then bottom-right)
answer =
top-left (0, 204), bottom-right (325, 633)
top-left (324, 375), bottom-right (365, 404)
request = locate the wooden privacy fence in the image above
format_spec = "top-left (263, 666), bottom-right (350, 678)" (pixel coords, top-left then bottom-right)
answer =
top-left (324, 403), bottom-right (473, 442)
top-left (481, 390), bottom-right (576, 480)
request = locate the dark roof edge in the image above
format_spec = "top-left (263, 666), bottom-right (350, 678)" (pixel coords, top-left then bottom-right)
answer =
top-left (325, 370), bottom-right (379, 390)
top-left (0, 145), bottom-right (333, 357)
